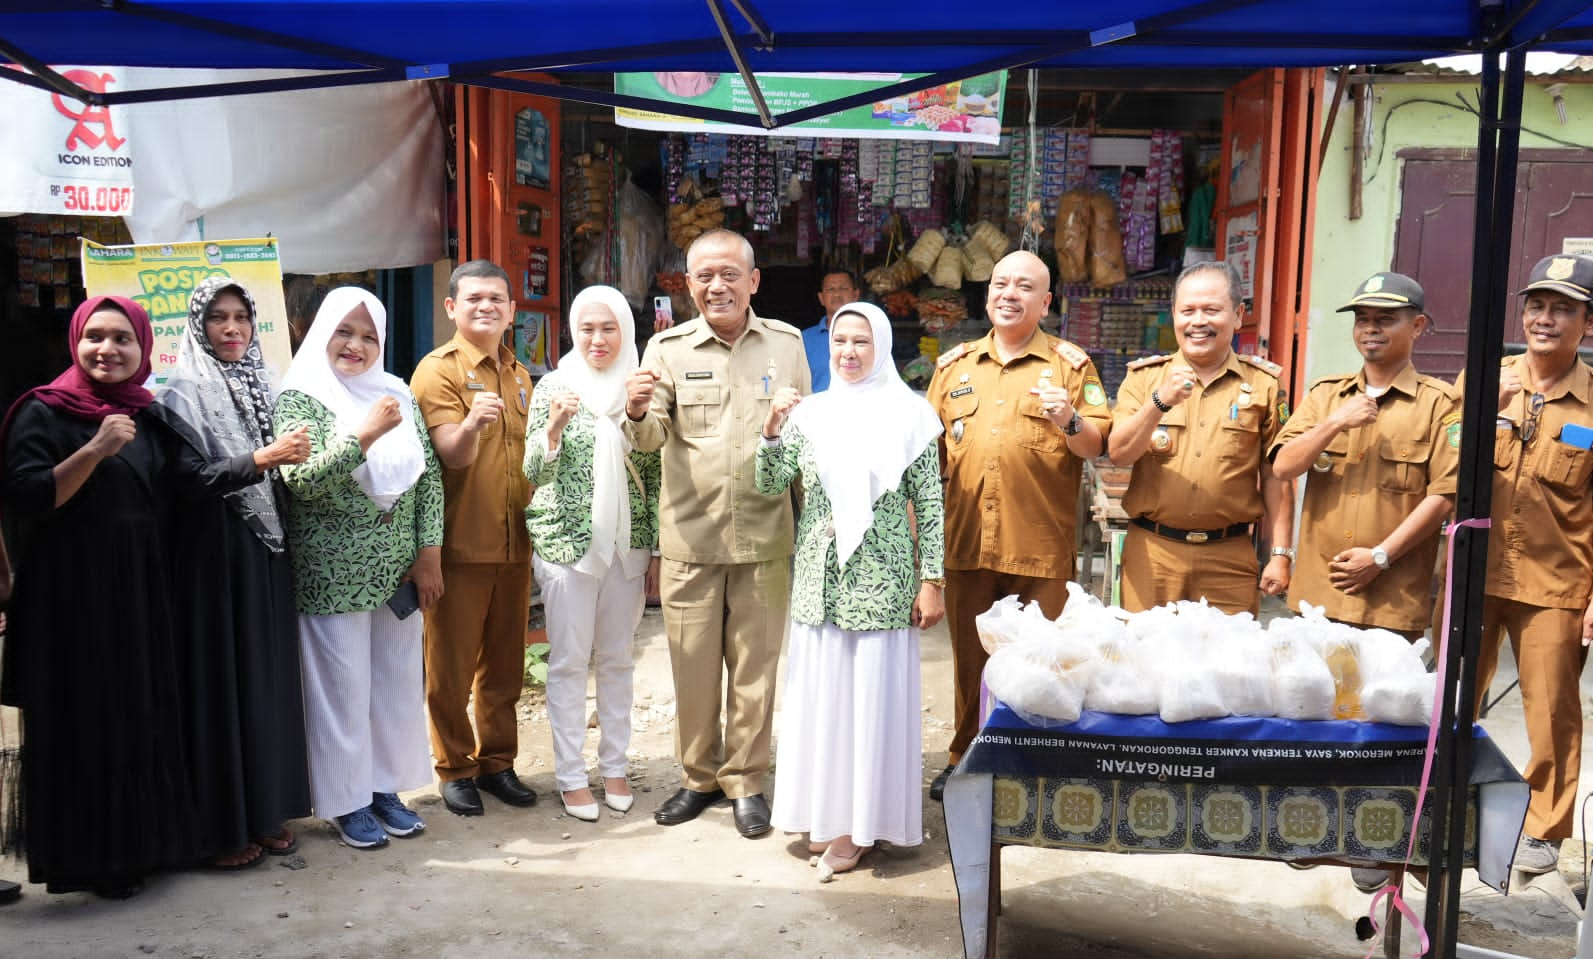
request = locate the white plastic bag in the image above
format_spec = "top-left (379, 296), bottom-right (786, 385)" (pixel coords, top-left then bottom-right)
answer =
top-left (1212, 631), bottom-right (1277, 718)
top-left (974, 594), bottom-right (1027, 654)
top-left (1268, 631), bottom-right (1336, 720)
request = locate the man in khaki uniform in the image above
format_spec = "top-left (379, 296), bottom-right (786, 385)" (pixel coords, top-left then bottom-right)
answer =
top-left (410, 260), bottom-right (538, 816)
top-left (1272, 273), bottom-right (1458, 638)
top-left (1110, 261), bottom-right (1293, 614)
top-left (624, 229), bottom-right (809, 838)
top-left (1469, 254), bottom-right (1593, 874)
top-left (925, 250), bottom-right (1110, 800)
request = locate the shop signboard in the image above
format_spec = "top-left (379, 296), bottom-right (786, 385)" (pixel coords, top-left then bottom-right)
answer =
top-left (614, 71), bottom-right (1007, 145)
top-left (0, 65), bottom-right (134, 216)
top-left (81, 237), bottom-right (292, 386)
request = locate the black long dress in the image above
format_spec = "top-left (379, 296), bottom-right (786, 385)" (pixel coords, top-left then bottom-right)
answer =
top-left (0, 399), bottom-right (251, 891)
top-left (160, 435), bottom-right (311, 854)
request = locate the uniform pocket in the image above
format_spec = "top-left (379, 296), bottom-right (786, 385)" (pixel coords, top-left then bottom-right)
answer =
top-left (1542, 441), bottom-right (1593, 491)
top-left (1217, 405), bottom-right (1264, 463)
top-left (678, 385), bottom-right (722, 438)
top-left (1018, 393), bottom-right (1062, 453)
top-left (1493, 422), bottom-right (1519, 471)
top-left (943, 393), bottom-right (980, 449)
top-left (1378, 437), bottom-right (1430, 493)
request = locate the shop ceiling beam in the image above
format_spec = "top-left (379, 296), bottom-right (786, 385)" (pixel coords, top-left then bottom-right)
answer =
top-left (772, 0), bottom-right (1269, 128)
top-left (725, 0), bottom-right (774, 49)
top-left (0, 35), bottom-right (95, 102)
top-left (706, 0), bottom-right (775, 128)
top-left (461, 72), bottom-right (763, 127)
top-left (100, 69), bottom-right (407, 105)
top-left (101, 0), bottom-right (407, 70)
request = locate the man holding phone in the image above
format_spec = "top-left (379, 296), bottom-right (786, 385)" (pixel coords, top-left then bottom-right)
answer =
top-left (410, 260), bottom-right (537, 817)
top-left (1469, 253), bottom-right (1593, 875)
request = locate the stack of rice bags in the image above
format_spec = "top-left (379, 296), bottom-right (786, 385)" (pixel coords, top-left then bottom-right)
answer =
top-left (975, 586), bottom-right (1434, 727)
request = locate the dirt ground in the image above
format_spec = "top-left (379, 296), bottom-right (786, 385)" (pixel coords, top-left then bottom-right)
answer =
top-left (0, 606), bottom-right (1582, 959)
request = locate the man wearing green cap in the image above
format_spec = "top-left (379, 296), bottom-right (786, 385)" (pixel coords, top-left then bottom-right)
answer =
top-left (1468, 253), bottom-right (1593, 875)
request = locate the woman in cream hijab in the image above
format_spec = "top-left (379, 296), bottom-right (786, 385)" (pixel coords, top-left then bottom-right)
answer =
top-left (756, 301), bottom-right (944, 881)
top-left (273, 287), bottom-right (444, 851)
top-left (524, 285), bottom-right (660, 822)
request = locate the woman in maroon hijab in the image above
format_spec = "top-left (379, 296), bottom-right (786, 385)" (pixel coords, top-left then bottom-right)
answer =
top-left (0, 297), bottom-right (262, 898)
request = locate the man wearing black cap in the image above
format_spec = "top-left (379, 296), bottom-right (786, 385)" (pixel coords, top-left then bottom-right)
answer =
top-left (1270, 271), bottom-right (1459, 893)
top-left (1468, 253), bottom-right (1593, 875)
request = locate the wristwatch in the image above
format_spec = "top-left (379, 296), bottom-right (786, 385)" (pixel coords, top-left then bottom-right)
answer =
top-left (1062, 411), bottom-right (1084, 436)
top-left (1269, 546), bottom-right (1295, 561)
top-left (1371, 545), bottom-right (1391, 570)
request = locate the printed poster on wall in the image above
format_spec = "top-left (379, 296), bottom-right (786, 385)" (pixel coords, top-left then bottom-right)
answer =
top-left (0, 66), bottom-right (134, 216)
top-left (81, 237), bottom-right (291, 386)
top-left (516, 310), bottom-right (551, 375)
top-left (614, 71), bottom-right (1007, 144)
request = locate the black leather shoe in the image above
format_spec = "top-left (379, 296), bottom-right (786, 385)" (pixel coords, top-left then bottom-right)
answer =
top-left (731, 795), bottom-right (772, 838)
top-left (476, 769), bottom-right (537, 807)
top-left (929, 764), bottom-right (956, 802)
top-left (0, 880), bottom-right (19, 905)
top-left (441, 778), bottom-right (484, 816)
top-left (653, 787), bottom-right (725, 826)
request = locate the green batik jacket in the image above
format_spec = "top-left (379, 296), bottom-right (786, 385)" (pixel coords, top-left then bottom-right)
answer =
top-left (523, 371), bottom-right (661, 565)
top-left (274, 390), bottom-right (444, 615)
top-left (756, 425), bottom-right (943, 631)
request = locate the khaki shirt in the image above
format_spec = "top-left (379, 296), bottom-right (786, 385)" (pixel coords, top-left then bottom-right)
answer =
top-left (627, 311), bottom-right (810, 564)
top-left (410, 334), bottom-right (532, 565)
top-left (1115, 351), bottom-right (1283, 529)
top-left (1468, 355), bottom-right (1593, 610)
top-left (926, 330), bottom-right (1111, 576)
top-left (1271, 365), bottom-right (1459, 631)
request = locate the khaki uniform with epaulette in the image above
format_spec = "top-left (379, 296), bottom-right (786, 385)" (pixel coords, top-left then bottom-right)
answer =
top-left (1113, 350), bottom-right (1284, 614)
top-left (926, 329), bottom-right (1111, 762)
top-left (1270, 366), bottom-right (1458, 633)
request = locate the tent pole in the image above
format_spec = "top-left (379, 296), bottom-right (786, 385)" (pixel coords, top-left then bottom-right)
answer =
top-left (0, 36), bottom-right (94, 103)
top-left (1424, 40), bottom-right (1525, 959)
top-left (706, 0), bottom-right (775, 128)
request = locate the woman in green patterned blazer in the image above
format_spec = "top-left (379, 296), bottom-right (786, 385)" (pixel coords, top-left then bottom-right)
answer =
top-left (274, 287), bottom-right (443, 851)
top-left (757, 301), bottom-right (944, 881)
top-left (525, 285), bottom-right (660, 822)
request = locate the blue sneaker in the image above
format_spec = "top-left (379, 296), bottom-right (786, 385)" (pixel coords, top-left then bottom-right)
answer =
top-left (333, 806), bottom-right (390, 849)
top-left (371, 792), bottom-right (425, 838)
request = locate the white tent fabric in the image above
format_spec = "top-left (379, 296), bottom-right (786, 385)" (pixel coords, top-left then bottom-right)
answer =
top-left (117, 69), bottom-right (444, 274)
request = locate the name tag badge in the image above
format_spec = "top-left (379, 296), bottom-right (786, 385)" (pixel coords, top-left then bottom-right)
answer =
top-left (950, 386), bottom-right (974, 398)
top-left (684, 371), bottom-right (714, 380)
top-left (466, 382), bottom-right (486, 391)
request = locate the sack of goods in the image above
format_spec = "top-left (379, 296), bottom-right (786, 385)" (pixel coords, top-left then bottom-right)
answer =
top-left (977, 585), bottom-right (1436, 728)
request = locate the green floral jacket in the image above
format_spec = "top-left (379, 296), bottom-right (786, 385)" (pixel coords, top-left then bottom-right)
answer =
top-left (274, 390), bottom-right (445, 615)
top-left (756, 425), bottom-right (944, 631)
top-left (523, 371), bottom-right (661, 565)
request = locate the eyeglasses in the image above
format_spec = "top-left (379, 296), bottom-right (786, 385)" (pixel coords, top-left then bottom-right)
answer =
top-left (1521, 392), bottom-right (1546, 445)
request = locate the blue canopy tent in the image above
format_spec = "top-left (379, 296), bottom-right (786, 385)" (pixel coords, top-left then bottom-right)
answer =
top-left (4, 3), bottom-right (1593, 956)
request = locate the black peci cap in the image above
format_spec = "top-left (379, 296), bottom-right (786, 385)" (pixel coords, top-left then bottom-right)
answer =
top-left (1518, 254), bottom-right (1593, 303)
top-left (1336, 272), bottom-right (1426, 313)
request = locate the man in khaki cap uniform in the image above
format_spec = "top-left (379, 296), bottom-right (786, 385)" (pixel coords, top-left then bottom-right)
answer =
top-left (1109, 261), bottom-right (1293, 614)
top-left (925, 250), bottom-right (1110, 800)
top-left (1468, 253), bottom-right (1593, 874)
top-left (625, 229), bottom-right (809, 838)
top-left (1272, 272), bottom-right (1458, 638)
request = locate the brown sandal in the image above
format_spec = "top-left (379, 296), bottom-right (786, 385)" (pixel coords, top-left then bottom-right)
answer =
top-left (255, 827), bottom-right (297, 856)
top-left (204, 843), bottom-right (266, 871)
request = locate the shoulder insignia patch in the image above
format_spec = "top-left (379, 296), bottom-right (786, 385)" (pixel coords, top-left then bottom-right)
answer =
top-left (936, 343), bottom-right (968, 369)
top-left (1276, 390), bottom-right (1290, 424)
top-left (1127, 354), bottom-right (1170, 371)
top-left (1082, 380), bottom-right (1108, 408)
top-left (1054, 340), bottom-right (1090, 370)
top-left (1443, 411), bottom-right (1462, 449)
top-left (1239, 354), bottom-right (1283, 378)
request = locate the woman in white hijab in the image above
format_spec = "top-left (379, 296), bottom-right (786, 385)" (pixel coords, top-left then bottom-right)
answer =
top-left (273, 287), bottom-right (444, 851)
top-left (524, 285), bottom-right (661, 822)
top-left (756, 301), bottom-right (944, 881)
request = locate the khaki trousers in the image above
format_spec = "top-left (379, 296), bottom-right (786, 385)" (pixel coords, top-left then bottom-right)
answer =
top-left (423, 561), bottom-right (533, 781)
top-left (660, 557), bottom-right (790, 798)
top-left (1475, 597), bottom-right (1589, 840)
top-left (944, 568), bottom-right (1070, 763)
top-left (1120, 527), bottom-right (1259, 616)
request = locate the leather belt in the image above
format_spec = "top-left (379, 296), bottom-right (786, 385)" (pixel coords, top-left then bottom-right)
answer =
top-left (1130, 516), bottom-right (1251, 544)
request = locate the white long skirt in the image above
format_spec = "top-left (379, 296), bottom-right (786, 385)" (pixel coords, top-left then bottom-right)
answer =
top-left (770, 622), bottom-right (923, 847)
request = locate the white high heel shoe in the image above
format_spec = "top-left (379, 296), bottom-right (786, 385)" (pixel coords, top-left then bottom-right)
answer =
top-left (602, 780), bottom-right (634, 813)
top-left (561, 791), bottom-right (600, 822)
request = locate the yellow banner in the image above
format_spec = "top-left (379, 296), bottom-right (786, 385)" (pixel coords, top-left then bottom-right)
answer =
top-left (80, 237), bottom-right (291, 385)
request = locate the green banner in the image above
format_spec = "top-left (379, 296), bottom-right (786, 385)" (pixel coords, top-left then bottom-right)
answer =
top-left (615, 71), bottom-right (1006, 144)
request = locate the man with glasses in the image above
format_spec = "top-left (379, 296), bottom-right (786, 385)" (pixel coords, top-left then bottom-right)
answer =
top-left (1468, 253), bottom-right (1593, 875)
top-left (805, 270), bottom-right (860, 392)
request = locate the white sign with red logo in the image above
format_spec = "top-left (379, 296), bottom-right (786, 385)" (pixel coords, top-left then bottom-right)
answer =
top-left (0, 65), bottom-right (134, 216)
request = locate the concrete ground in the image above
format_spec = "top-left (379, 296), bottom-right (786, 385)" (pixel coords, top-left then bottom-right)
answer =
top-left (0, 596), bottom-right (1585, 958)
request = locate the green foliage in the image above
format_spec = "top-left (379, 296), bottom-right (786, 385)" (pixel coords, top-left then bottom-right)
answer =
top-left (524, 641), bottom-right (551, 686)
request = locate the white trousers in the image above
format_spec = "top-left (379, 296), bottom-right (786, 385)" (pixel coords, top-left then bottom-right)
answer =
top-left (299, 604), bottom-right (432, 819)
top-left (534, 553), bottom-right (645, 793)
